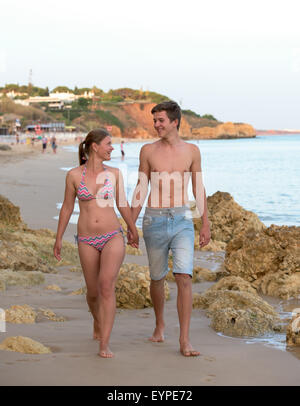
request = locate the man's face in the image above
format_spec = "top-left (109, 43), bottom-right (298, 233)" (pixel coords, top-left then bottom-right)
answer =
top-left (153, 111), bottom-right (177, 138)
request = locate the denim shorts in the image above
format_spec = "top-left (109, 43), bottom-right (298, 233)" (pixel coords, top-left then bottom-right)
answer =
top-left (142, 206), bottom-right (195, 281)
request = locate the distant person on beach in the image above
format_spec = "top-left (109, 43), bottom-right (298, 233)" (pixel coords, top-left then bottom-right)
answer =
top-left (120, 140), bottom-right (125, 160)
top-left (42, 135), bottom-right (47, 153)
top-left (51, 135), bottom-right (57, 154)
top-left (53, 128), bottom-right (139, 358)
top-left (129, 101), bottom-right (211, 357)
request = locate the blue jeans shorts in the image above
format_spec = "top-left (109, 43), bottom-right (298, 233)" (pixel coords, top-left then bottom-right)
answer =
top-left (142, 206), bottom-right (195, 281)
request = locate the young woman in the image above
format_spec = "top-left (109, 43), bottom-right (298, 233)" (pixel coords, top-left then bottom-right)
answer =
top-left (53, 128), bottom-right (139, 358)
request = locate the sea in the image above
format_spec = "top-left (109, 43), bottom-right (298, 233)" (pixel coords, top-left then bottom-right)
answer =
top-left (61, 134), bottom-right (300, 229)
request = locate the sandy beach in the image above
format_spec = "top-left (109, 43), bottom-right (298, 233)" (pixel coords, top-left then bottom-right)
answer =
top-left (0, 143), bottom-right (300, 386)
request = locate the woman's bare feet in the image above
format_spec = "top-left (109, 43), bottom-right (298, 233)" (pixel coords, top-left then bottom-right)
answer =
top-left (98, 341), bottom-right (114, 358)
top-left (148, 325), bottom-right (165, 342)
top-left (180, 341), bottom-right (200, 357)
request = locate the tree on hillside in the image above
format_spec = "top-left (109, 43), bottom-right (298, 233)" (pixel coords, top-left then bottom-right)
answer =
top-left (51, 86), bottom-right (73, 94)
top-left (202, 114), bottom-right (217, 121)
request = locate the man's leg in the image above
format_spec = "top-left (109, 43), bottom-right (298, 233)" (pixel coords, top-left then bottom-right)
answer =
top-left (174, 274), bottom-right (200, 356)
top-left (171, 212), bottom-right (200, 356)
top-left (149, 277), bottom-right (166, 342)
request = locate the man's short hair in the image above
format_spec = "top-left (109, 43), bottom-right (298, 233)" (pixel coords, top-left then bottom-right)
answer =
top-left (151, 101), bottom-right (181, 130)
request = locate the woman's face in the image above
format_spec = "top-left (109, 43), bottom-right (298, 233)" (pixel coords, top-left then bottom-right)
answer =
top-left (92, 136), bottom-right (114, 161)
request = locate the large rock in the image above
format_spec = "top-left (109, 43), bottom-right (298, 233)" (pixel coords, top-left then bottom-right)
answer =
top-left (0, 269), bottom-right (45, 288)
top-left (191, 192), bottom-right (265, 251)
top-left (0, 194), bottom-right (23, 228)
top-left (116, 263), bottom-right (170, 309)
top-left (193, 282), bottom-right (279, 337)
top-left (0, 336), bottom-right (51, 354)
top-left (286, 309), bottom-right (300, 346)
top-left (5, 305), bottom-right (37, 324)
top-left (225, 225), bottom-right (300, 299)
top-left (191, 122), bottom-right (256, 140)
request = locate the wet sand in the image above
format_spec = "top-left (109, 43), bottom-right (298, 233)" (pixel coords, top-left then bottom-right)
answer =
top-left (0, 145), bottom-right (300, 386)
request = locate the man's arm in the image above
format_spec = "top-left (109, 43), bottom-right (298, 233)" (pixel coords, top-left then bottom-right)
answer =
top-left (131, 144), bottom-right (151, 223)
top-left (190, 145), bottom-right (211, 247)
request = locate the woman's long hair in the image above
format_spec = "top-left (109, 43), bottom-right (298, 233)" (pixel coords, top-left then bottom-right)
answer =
top-left (78, 128), bottom-right (110, 165)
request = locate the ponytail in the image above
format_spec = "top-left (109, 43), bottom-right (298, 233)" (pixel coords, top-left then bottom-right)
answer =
top-left (78, 141), bottom-right (87, 165)
top-left (78, 128), bottom-right (110, 165)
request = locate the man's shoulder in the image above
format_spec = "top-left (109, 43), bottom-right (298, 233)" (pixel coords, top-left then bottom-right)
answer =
top-left (140, 141), bottom-right (157, 155)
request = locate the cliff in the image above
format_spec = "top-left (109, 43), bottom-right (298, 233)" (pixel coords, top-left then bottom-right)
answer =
top-left (1, 97), bottom-right (255, 140)
top-left (191, 122), bottom-right (256, 140)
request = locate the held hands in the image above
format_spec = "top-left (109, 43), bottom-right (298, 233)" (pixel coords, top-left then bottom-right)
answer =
top-left (53, 239), bottom-right (62, 261)
top-left (126, 227), bottom-right (139, 249)
top-left (199, 222), bottom-right (211, 248)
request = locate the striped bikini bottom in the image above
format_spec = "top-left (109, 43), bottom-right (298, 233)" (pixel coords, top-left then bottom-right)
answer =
top-left (75, 227), bottom-right (124, 252)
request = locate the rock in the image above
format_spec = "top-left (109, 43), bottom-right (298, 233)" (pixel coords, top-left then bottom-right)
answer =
top-left (190, 192), bottom-right (265, 253)
top-left (116, 263), bottom-right (169, 309)
top-left (286, 309), bottom-right (300, 346)
top-left (191, 122), bottom-right (256, 140)
top-left (193, 288), bottom-right (279, 337)
top-left (0, 336), bottom-right (51, 354)
top-left (0, 194), bottom-right (23, 227)
top-left (5, 305), bottom-right (37, 324)
top-left (0, 144), bottom-right (12, 151)
top-left (38, 308), bottom-right (66, 322)
top-left (0, 279), bottom-right (5, 291)
top-left (210, 307), bottom-right (277, 337)
top-left (45, 284), bottom-right (62, 291)
top-left (206, 276), bottom-right (258, 295)
top-left (69, 286), bottom-right (87, 296)
top-left (0, 269), bottom-right (45, 287)
top-left (225, 225), bottom-right (300, 299)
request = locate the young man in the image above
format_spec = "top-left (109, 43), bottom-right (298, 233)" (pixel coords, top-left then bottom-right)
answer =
top-left (129, 100), bottom-right (211, 357)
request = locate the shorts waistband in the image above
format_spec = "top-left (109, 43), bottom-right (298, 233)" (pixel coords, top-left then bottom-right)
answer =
top-left (145, 206), bottom-right (190, 216)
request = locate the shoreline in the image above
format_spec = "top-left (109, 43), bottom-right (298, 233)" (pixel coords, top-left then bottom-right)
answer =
top-left (0, 145), bottom-right (300, 386)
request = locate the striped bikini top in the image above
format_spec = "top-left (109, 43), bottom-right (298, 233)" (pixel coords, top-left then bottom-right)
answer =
top-left (77, 165), bottom-right (114, 201)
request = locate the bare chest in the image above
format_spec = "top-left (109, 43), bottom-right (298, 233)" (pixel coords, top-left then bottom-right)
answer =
top-left (148, 150), bottom-right (192, 174)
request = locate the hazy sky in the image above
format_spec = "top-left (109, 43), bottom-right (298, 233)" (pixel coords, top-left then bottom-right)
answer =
top-left (1, 0), bottom-right (300, 129)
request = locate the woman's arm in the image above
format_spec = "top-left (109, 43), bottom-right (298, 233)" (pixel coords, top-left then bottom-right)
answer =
top-left (115, 169), bottom-right (139, 248)
top-left (53, 171), bottom-right (77, 260)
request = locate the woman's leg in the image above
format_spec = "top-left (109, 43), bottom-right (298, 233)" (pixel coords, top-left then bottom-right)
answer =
top-left (77, 242), bottom-right (101, 340)
top-left (98, 233), bottom-right (125, 358)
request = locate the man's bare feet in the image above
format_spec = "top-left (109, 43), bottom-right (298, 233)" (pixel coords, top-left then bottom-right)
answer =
top-left (98, 343), bottom-right (114, 358)
top-left (93, 320), bottom-right (101, 341)
top-left (148, 326), bottom-right (165, 342)
top-left (180, 342), bottom-right (200, 357)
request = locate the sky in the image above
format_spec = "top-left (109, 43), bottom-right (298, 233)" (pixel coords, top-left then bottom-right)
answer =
top-left (1, 0), bottom-right (300, 129)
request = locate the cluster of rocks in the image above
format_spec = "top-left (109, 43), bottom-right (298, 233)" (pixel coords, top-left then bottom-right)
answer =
top-left (193, 276), bottom-right (280, 337)
top-left (190, 192), bottom-right (300, 344)
top-left (116, 263), bottom-right (169, 309)
top-left (0, 195), bottom-right (80, 291)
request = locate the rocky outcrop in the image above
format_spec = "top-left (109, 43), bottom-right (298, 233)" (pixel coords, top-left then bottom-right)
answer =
top-left (191, 192), bottom-right (265, 250)
top-left (0, 194), bottom-right (23, 227)
top-left (0, 336), bottom-right (51, 354)
top-left (286, 309), bottom-right (300, 346)
top-left (122, 102), bottom-right (192, 139)
top-left (0, 269), bottom-right (45, 289)
top-left (0, 196), bottom-right (80, 280)
top-left (225, 225), bottom-right (300, 299)
top-left (193, 281), bottom-right (279, 337)
top-left (116, 263), bottom-right (169, 309)
top-left (191, 122), bottom-right (256, 140)
top-left (5, 305), bottom-right (37, 324)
